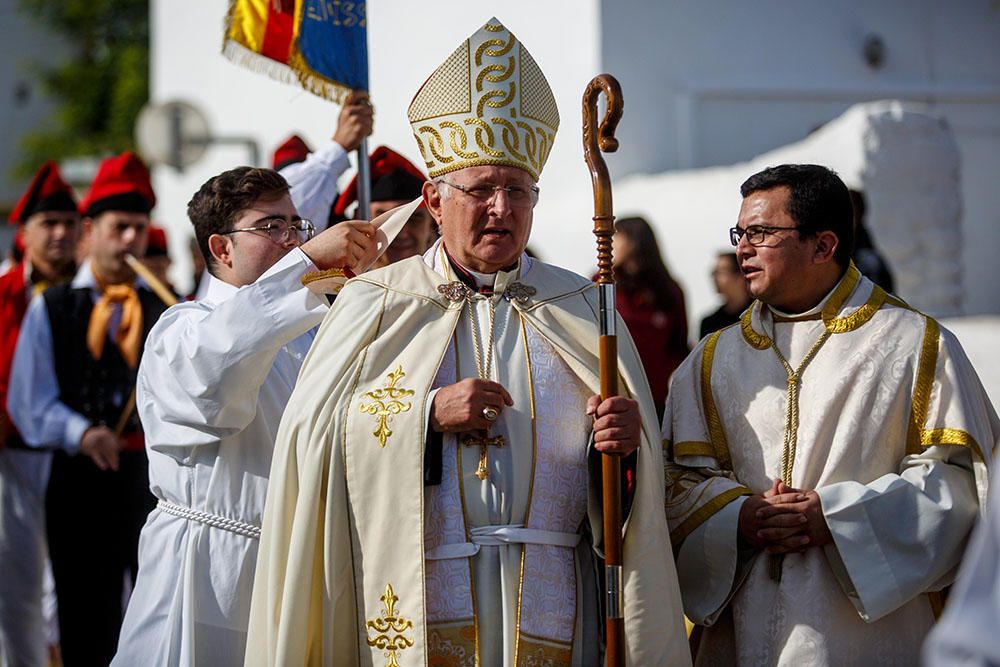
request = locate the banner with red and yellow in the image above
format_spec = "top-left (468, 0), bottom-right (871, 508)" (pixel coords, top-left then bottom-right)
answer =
top-left (223, 0), bottom-right (368, 102)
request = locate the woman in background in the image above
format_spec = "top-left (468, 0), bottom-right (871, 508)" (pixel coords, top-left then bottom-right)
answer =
top-left (608, 216), bottom-right (689, 418)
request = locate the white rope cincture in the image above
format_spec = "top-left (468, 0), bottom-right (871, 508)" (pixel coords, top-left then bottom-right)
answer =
top-left (157, 500), bottom-right (261, 539)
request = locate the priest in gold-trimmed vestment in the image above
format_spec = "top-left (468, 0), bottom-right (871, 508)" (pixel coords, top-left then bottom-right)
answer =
top-left (664, 164), bottom-right (998, 666)
top-left (245, 18), bottom-right (690, 667)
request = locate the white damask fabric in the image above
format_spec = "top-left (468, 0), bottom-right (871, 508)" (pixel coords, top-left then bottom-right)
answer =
top-left (423, 251), bottom-right (592, 664)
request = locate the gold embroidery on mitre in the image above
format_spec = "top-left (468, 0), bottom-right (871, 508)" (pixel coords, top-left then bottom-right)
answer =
top-left (407, 18), bottom-right (559, 180)
top-left (359, 366), bottom-right (415, 448)
top-left (366, 584), bottom-right (415, 667)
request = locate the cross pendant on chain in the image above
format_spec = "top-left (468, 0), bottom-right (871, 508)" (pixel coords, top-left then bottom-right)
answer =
top-left (461, 430), bottom-right (505, 480)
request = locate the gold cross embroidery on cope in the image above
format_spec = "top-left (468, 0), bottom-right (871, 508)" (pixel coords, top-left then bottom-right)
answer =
top-left (359, 366), bottom-right (415, 448)
top-left (366, 583), bottom-right (414, 667)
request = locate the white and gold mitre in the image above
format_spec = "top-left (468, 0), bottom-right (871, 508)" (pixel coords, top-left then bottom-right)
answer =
top-left (407, 18), bottom-right (560, 181)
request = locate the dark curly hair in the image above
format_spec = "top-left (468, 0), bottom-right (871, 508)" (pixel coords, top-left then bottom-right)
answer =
top-left (187, 167), bottom-right (290, 276)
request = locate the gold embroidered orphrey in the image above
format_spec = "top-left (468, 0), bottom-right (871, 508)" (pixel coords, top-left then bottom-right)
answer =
top-left (359, 366), bottom-right (415, 448)
top-left (366, 583), bottom-right (414, 667)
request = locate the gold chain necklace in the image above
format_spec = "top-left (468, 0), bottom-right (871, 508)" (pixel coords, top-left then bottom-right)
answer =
top-left (468, 294), bottom-right (496, 384)
top-left (769, 330), bottom-right (832, 486)
top-left (767, 327), bottom-right (832, 581)
top-left (463, 291), bottom-right (504, 480)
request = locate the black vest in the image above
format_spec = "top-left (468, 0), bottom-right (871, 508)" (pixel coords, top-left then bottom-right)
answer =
top-left (43, 285), bottom-right (167, 435)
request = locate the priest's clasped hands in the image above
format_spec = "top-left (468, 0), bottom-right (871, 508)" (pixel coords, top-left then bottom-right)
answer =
top-left (429, 379), bottom-right (642, 455)
top-left (738, 479), bottom-right (834, 554)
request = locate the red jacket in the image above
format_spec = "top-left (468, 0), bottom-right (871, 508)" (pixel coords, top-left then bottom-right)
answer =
top-left (614, 282), bottom-right (689, 415)
top-left (0, 262), bottom-right (29, 444)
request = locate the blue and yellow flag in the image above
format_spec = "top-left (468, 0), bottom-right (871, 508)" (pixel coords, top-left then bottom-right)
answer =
top-left (223, 0), bottom-right (368, 102)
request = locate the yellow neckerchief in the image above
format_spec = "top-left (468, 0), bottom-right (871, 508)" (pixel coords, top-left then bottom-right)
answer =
top-left (86, 267), bottom-right (143, 369)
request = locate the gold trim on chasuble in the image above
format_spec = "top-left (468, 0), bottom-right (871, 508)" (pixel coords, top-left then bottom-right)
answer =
top-left (359, 366), bottom-right (415, 448)
top-left (669, 486), bottom-right (752, 546)
top-left (728, 263), bottom-right (890, 474)
top-left (660, 328), bottom-right (753, 547)
top-left (700, 330), bottom-right (733, 468)
top-left (366, 584), bottom-right (415, 667)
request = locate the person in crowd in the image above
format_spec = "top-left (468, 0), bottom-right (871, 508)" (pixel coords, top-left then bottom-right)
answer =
top-left (662, 164), bottom-right (996, 665)
top-left (142, 224), bottom-right (177, 296)
top-left (112, 167), bottom-right (375, 666)
top-left (245, 18), bottom-right (690, 666)
top-left (331, 144), bottom-right (436, 266)
top-left (9, 152), bottom-right (169, 666)
top-left (699, 251), bottom-right (752, 338)
top-left (610, 215), bottom-right (689, 415)
top-left (849, 189), bottom-right (895, 293)
top-left (0, 161), bottom-right (79, 667)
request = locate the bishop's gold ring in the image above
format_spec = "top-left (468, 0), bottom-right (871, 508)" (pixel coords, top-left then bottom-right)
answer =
top-left (482, 406), bottom-right (499, 422)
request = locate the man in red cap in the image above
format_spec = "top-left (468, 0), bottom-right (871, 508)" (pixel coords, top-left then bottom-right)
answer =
top-left (0, 160), bottom-right (79, 666)
top-left (332, 144), bottom-right (436, 266)
top-left (275, 93), bottom-right (434, 265)
top-left (8, 152), bottom-right (169, 666)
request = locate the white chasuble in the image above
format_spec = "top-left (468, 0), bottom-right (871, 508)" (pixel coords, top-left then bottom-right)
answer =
top-left (663, 264), bottom-right (997, 666)
top-left (246, 240), bottom-right (691, 667)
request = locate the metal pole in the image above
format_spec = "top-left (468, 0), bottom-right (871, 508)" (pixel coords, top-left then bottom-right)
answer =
top-left (356, 137), bottom-right (372, 220)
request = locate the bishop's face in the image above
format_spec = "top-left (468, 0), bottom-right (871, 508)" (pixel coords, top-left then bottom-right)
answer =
top-left (424, 165), bottom-right (535, 273)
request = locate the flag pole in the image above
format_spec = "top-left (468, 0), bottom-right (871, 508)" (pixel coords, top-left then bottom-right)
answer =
top-left (356, 136), bottom-right (372, 220)
top-left (583, 73), bottom-right (625, 667)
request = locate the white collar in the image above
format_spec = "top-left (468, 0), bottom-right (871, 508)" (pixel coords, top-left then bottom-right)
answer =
top-left (202, 271), bottom-right (239, 306)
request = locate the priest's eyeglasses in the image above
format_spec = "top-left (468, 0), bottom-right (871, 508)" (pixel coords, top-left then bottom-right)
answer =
top-left (438, 179), bottom-right (540, 208)
top-left (224, 218), bottom-right (316, 244)
top-left (729, 224), bottom-right (803, 247)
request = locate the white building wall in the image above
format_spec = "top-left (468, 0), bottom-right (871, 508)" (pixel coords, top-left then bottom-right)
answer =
top-left (598, 0), bottom-right (1000, 315)
top-left (150, 1), bottom-right (999, 316)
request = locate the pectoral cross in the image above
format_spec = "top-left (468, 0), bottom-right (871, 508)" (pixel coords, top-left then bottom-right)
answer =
top-left (461, 431), bottom-right (505, 480)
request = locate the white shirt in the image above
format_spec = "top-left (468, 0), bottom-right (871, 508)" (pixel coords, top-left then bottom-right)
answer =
top-left (112, 248), bottom-right (327, 666)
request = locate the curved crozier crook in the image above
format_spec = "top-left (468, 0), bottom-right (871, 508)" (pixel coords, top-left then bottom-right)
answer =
top-left (582, 73), bottom-right (624, 284)
top-left (583, 74), bottom-right (623, 156)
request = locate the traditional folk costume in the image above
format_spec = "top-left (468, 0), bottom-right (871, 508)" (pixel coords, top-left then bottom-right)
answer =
top-left (331, 145), bottom-right (426, 221)
top-left (246, 19), bottom-right (690, 667)
top-left (663, 264), bottom-right (998, 665)
top-left (111, 248), bottom-right (328, 667)
top-left (0, 162), bottom-right (76, 666)
top-left (9, 153), bottom-right (166, 666)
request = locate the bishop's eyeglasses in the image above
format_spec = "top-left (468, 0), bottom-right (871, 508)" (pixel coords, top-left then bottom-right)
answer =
top-left (729, 224), bottom-right (803, 247)
top-left (223, 218), bottom-right (316, 244)
top-left (437, 179), bottom-right (540, 208)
